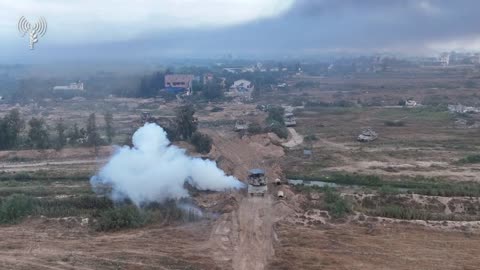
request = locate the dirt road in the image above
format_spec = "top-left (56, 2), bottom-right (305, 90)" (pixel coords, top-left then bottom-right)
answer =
top-left (209, 195), bottom-right (275, 270)
top-left (206, 130), bottom-right (281, 270)
top-left (282, 128), bottom-right (303, 148)
top-left (232, 196), bottom-right (274, 270)
top-left (0, 159), bottom-right (107, 172)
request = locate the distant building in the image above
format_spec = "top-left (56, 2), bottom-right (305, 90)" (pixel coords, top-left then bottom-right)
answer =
top-left (448, 104), bottom-right (480, 114)
top-left (164, 74), bottom-right (194, 95)
top-left (223, 67), bottom-right (255, 73)
top-left (226, 79), bottom-right (254, 100)
top-left (223, 68), bottom-right (241, 74)
top-left (230, 79), bottom-right (254, 91)
top-left (405, 99), bottom-right (417, 108)
top-left (439, 53), bottom-right (450, 67)
top-left (53, 81), bottom-right (84, 91)
top-left (203, 73), bottom-right (214, 85)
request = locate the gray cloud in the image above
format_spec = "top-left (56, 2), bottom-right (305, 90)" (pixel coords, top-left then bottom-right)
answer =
top-left (5, 0), bottom-right (480, 63)
top-left (290, 0), bottom-right (480, 47)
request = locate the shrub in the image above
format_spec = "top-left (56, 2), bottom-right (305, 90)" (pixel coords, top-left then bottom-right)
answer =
top-left (287, 173), bottom-right (480, 197)
top-left (268, 121), bottom-right (289, 139)
top-left (35, 195), bottom-right (114, 217)
top-left (96, 206), bottom-right (148, 231)
top-left (458, 154), bottom-right (480, 164)
top-left (190, 132), bottom-right (213, 154)
top-left (378, 185), bottom-right (399, 196)
top-left (329, 199), bottom-right (351, 218)
top-left (267, 106), bottom-right (285, 125)
top-left (210, 106), bottom-right (224, 112)
top-left (369, 205), bottom-right (432, 220)
top-left (323, 188), bottom-right (351, 218)
top-left (304, 134), bottom-right (318, 142)
top-left (0, 194), bottom-right (34, 224)
top-left (384, 120), bottom-right (405, 127)
top-left (247, 122), bottom-right (263, 134)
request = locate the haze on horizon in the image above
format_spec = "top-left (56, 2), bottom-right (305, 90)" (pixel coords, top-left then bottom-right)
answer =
top-left (2, 0), bottom-right (480, 63)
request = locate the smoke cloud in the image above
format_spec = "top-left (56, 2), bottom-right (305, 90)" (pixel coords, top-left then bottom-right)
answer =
top-left (90, 123), bottom-right (244, 206)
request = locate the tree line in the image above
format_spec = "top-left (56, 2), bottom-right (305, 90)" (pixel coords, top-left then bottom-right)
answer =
top-left (0, 109), bottom-right (115, 151)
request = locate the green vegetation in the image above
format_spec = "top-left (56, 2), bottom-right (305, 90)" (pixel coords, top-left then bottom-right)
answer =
top-left (0, 188), bottom-right (200, 230)
top-left (35, 195), bottom-right (113, 217)
top-left (299, 186), bottom-right (352, 218)
top-left (384, 120), bottom-right (405, 127)
top-left (202, 81), bottom-right (224, 100)
top-left (55, 118), bottom-right (67, 150)
top-left (28, 117), bottom-right (50, 149)
top-left (191, 132), bottom-right (212, 154)
top-left (138, 71), bottom-right (167, 98)
top-left (0, 109), bottom-right (115, 151)
top-left (264, 106), bottom-right (289, 139)
top-left (86, 113), bottom-right (101, 151)
top-left (368, 205), bottom-right (433, 220)
top-left (95, 206), bottom-right (148, 231)
top-left (0, 171), bottom-right (89, 182)
top-left (267, 121), bottom-right (289, 139)
top-left (266, 106), bottom-right (285, 125)
top-left (366, 205), bottom-right (480, 221)
top-left (247, 122), bottom-right (263, 134)
top-left (458, 154), bottom-right (480, 164)
top-left (0, 194), bottom-right (34, 224)
top-left (0, 109), bottom-right (25, 150)
top-left (96, 200), bottom-right (201, 231)
top-left (288, 173), bottom-right (480, 197)
top-left (174, 104), bottom-right (198, 140)
top-left (104, 112), bottom-right (115, 144)
top-left (304, 134), bottom-right (318, 142)
top-left (323, 188), bottom-right (351, 218)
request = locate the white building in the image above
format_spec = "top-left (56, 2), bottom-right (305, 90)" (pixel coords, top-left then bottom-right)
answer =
top-left (53, 81), bottom-right (85, 91)
top-left (226, 79), bottom-right (254, 99)
top-left (230, 79), bottom-right (254, 91)
top-left (448, 104), bottom-right (480, 114)
top-left (440, 53), bottom-right (450, 67)
top-left (405, 99), bottom-right (417, 107)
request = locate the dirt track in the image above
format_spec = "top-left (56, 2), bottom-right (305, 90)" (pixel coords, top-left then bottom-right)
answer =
top-left (206, 130), bottom-right (281, 270)
top-left (209, 196), bottom-right (275, 270)
top-left (282, 128), bottom-right (303, 148)
top-left (233, 196), bottom-right (274, 270)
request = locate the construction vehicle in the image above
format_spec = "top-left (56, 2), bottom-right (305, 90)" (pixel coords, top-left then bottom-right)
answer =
top-left (247, 169), bottom-right (267, 196)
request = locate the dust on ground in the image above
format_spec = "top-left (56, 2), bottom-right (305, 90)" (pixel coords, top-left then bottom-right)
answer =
top-left (282, 128), bottom-right (304, 148)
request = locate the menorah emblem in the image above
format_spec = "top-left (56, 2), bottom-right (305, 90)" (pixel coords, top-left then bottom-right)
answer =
top-left (18, 16), bottom-right (48, 50)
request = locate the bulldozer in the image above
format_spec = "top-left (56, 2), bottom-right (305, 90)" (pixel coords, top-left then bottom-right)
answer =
top-left (247, 169), bottom-right (267, 196)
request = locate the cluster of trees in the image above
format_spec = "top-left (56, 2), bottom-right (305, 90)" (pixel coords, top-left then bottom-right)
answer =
top-left (137, 67), bottom-right (287, 102)
top-left (0, 110), bottom-right (24, 150)
top-left (138, 71), bottom-right (170, 98)
top-left (167, 105), bottom-right (213, 154)
top-left (243, 106), bottom-right (289, 139)
top-left (0, 109), bottom-right (115, 151)
top-left (266, 106), bottom-right (289, 139)
top-left (193, 80), bottom-right (224, 101)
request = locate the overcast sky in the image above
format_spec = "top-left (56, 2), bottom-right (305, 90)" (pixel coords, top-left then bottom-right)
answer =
top-left (1, 0), bottom-right (480, 63)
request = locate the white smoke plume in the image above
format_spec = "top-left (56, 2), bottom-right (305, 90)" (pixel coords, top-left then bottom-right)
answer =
top-left (90, 123), bottom-right (244, 206)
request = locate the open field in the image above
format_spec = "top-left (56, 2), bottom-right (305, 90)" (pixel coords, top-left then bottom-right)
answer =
top-left (1, 66), bottom-right (480, 269)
